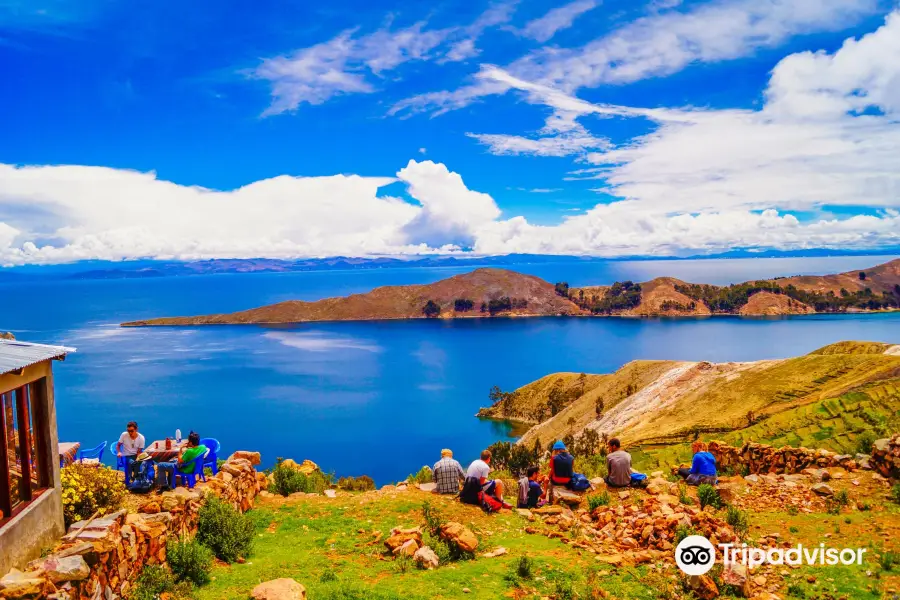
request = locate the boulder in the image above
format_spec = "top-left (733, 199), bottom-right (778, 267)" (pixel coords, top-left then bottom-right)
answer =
top-left (384, 528), bottom-right (422, 552)
top-left (439, 522), bottom-right (479, 553)
top-left (30, 556), bottom-right (89, 584)
top-left (138, 501), bottom-right (160, 514)
top-left (394, 539), bottom-right (419, 557)
top-left (811, 483), bottom-right (834, 497)
top-left (646, 478), bottom-right (675, 495)
top-left (723, 562), bottom-right (750, 597)
top-left (553, 488), bottom-right (583, 506)
top-left (323, 490), bottom-right (337, 498)
top-left (533, 505), bottom-right (564, 515)
top-left (251, 578), bottom-right (307, 600)
top-left (687, 575), bottom-right (719, 600)
top-left (482, 547), bottom-right (508, 558)
top-left (416, 482), bottom-right (436, 493)
top-left (414, 546), bottom-right (439, 570)
top-left (227, 451), bottom-right (261, 465)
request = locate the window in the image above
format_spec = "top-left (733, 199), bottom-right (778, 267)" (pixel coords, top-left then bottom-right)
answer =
top-left (0, 379), bottom-right (51, 522)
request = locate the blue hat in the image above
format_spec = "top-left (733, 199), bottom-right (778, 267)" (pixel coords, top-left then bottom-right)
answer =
top-left (552, 440), bottom-right (566, 451)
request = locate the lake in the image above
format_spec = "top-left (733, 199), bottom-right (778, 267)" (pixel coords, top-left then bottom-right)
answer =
top-left (1, 255), bottom-right (898, 484)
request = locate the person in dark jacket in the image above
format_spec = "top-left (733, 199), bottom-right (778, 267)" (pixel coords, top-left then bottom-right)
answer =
top-left (678, 441), bottom-right (718, 485)
top-left (549, 440), bottom-right (574, 486)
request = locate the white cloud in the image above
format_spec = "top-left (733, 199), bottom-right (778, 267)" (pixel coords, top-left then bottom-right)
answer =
top-left (418, 147), bottom-right (427, 154)
top-left (467, 130), bottom-right (610, 157)
top-left (392, 0), bottom-right (881, 115)
top-left (3, 13), bottom-right (900, 264)
top-left (253, 4), bottom-right (517, 114)
top-left (519, 0), bottom-right (598, 43)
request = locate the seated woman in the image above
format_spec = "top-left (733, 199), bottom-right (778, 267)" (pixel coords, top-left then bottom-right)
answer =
top-left (677, 441), bottom-right (718, 486)
top-left (549, 441), bottom-right (574, 488)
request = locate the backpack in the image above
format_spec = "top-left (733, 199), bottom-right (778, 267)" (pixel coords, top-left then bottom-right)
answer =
top-left (460, 477), bottom-right (482, 506)
top-left (127, 460), bottom-right (155, 494)
top-left (568, 473), bottom-right (592, 492)
top-left (480, 491), bottom-right (503, 513)
top-left (630, 472), bottom-right (648, 488)
top-left (517, 477), bottom-right (530, 508)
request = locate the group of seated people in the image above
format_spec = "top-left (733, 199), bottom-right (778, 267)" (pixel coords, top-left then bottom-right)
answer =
top-left (431, 437), bottom-right (718, 510)
top-left (115, 421), bottom-right (208, 491)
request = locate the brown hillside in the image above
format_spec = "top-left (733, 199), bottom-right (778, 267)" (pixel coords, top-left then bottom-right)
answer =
top-left (776, 258), bottom-right (900, 294)
top-left (738, 291), bottom-right (814, 315)
top-left (123, 268), bottom-right (583, 326)
top-left (626, 277), bottom-right (712, 316)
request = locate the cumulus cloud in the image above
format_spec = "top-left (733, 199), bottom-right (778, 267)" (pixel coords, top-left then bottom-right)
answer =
top-left (3, 13), bottom-right (900, 264)
top-left (518, 0), bottom-right (599, 43)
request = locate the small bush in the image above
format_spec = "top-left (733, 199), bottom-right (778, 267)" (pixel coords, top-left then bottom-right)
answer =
top-left (60, 464), bottom-right (127, 528)
top-left (268, 460), bottom-right (331, 496)
top-left (320, 569), bottom-right (338, 583)
top-left (786, 583), bottom-right (807, 598)
top-left (880, 550), bottom-right (896, 572)
top-left (697, 484), bottom-right (722, 510)
top-left (725, 506), bottom-right (750, 540)
top-left (406, 466), bottom-right (432, 484)
top-left (553, 577), bottom-right (577, 600)
top-left (336, 475), bottom-right (376, 492)
top-left (856, 430), bottom-right (877, 455)
top-left (514, 556), bottom-right (534, 579)
top-left (858, 501), bottom-right (872, 511)
top-left (675, 525), bottom-right (697, 544)
top-left (834, 489), bottom-right (850, 506)
top-left (678, 483), bottom-right (694, 505)
top-left (127, 565), bottom-right (195, 600)
top-left (890, 484), bottom-right (900, 505)
top-left (166, 537), bottom-right (213, 586)
top-left (825, 498), bottom-right (842, 515)
top-left (393, 554), bottom-right (413, 573)
top-left (196, 495), bottom-right (254, 563)
top-left (789, 526), bottom-right (799, 534)
top-left (587, 491), bottom-right (610, 511)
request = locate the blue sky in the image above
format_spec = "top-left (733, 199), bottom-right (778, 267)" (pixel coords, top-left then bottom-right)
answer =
top-left (0, 0), bottom-right (898, 264)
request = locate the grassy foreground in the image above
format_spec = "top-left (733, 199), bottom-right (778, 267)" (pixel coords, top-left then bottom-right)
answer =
top-left (199, 483), bottom-right (900, 600)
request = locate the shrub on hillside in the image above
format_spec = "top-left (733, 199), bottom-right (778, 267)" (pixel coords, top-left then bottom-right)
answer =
top-left (196, 495), bottom-right (254, 563)
top-left (127, 565), bottom-right (195, 600)
top-left (166, 537), bottom-right (213, 586)
top-left (586, 491), bottom-right (610, 511)
top-left (856, 430), bottom-right (877, 455)
top-left (697, 484), bottom-right (722, 510)
top-left (891, 484), bottom-right (900, 505)
top-left (268, 460), bottom-right (331, 496)
top-left (421, 501), bottom-right (473, 562)
top-left (336, 475), bottom-right (376, 491)
top-left (406, 466), bottom-right (432, 484)
top-left (61, 464), bottom-right (127, 528)
top-left (725, 506), bottom-right (750, 540)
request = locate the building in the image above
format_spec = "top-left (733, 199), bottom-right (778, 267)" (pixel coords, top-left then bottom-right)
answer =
top-left (0, 339), bottom-right (74, 574)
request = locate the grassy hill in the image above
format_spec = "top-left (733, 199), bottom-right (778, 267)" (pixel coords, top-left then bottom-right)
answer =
top-left (483, 341), bottom-right (900, 449)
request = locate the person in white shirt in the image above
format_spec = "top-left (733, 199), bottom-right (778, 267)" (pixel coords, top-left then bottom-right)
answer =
top-left (117, 421), bottom-right (145, 478)
top-left (466, 449), bottom-right (505, 504)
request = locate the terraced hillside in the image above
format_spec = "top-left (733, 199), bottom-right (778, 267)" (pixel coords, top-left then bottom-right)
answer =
top-left (482, 341), bottom-right (900, 449)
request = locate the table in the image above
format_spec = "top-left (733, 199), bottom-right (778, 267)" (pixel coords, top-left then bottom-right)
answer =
top-left (146, 439), bottom-right (187, 462)
top-left (58, 442), bottom-right (80, 467)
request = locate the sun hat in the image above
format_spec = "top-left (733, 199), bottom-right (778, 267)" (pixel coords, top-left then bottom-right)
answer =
top-left (135, 452), bottom-right (151, 462)
top-left (552, 440), bottom-right (566, 451)
top-left (441, 449), bottom-right (453, 457)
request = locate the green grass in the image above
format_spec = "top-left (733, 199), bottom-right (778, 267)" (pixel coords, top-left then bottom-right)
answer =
top-left (198, 494), bottom-right (666, 600)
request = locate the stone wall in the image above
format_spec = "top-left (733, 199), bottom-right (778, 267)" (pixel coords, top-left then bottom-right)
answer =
top-left (871, 434), bottom-right (900, 480)
top-left (707, 440), bottom-right (864, 475)
top-left (0, 451), bottom-right (265, 600)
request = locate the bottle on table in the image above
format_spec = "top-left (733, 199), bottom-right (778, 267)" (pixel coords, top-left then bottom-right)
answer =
top-left (176, 429), bottom-right (182, 444)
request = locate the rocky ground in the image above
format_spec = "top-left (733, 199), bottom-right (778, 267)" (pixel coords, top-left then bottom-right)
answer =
top-left (200, 461), bottom-right (900, 600)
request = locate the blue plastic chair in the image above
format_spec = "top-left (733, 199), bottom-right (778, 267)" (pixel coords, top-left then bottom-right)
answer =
top-left (78, 441), bottom-right (107, 465)
top-left (173, 449), bottom-right (209, 489)
top-left (200, 438), bottom-right (220, 475)
top-left (110, 441), bottom-right (129, 482)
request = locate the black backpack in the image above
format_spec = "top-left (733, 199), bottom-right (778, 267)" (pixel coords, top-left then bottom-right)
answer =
top-left (127, 460), bottom-right (155, 494)
top-left (460, 476), bottom-right (482, 505)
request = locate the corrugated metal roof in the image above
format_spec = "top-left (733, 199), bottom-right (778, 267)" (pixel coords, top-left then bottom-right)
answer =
top-left (0, 339), bottom-right (75, 376)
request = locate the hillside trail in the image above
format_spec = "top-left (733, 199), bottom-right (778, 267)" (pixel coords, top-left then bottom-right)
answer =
top-left (584, 359), bottom-right (783, 441)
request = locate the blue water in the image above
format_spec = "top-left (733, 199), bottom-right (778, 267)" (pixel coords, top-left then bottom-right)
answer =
top-left (1, 256), bottom-right (898, 484)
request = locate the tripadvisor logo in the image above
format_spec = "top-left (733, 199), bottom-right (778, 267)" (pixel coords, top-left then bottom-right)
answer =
top-left (675, 534), bottom-right (868, 575)
top-left (675, 535), bottom-right (716, 575)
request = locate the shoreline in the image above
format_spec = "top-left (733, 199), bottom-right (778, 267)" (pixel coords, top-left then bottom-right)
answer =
top-left (121, 307), bottom-right (900, 328)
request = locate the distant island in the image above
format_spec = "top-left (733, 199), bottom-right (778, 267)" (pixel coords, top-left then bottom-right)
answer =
top-left (121, 258), bottom-right (900, 326)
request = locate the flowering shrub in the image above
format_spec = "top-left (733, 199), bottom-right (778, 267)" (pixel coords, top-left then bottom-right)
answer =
top-left (61, 463), bottom-right (127, 527)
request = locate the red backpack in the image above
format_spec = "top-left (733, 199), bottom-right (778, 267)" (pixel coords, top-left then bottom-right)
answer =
top-left (479, 491), bottom-right (504, 513)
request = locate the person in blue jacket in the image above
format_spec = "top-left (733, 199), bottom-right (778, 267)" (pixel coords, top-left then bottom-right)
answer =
top-left (678, 441), bottom-right (718, 486)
